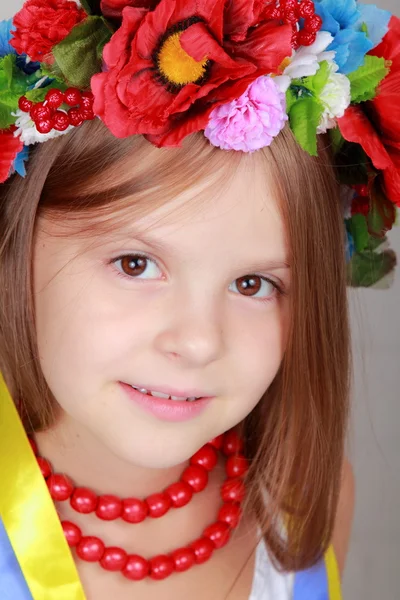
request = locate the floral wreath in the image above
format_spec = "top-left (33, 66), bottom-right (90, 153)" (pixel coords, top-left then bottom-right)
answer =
top-left (0, 0), bottom-right (399, 287)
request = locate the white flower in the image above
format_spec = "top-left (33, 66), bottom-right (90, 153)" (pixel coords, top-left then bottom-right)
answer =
top-left (12, 109), bottom-right (74, 146)
top-left (317, 65), bottom-right (351, 133)
top-left (275, 31), bottom-right (336, 93)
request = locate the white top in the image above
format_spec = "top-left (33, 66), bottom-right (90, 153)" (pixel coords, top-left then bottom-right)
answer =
top-left (249, 541), bottom-right (294, 599)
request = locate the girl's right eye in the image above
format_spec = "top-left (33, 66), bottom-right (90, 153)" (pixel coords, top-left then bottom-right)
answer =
top-left (112, 254), bottom-right (161, 280)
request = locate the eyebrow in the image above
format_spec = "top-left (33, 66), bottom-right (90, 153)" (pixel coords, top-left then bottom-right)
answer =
top-left (117, 229), bottom-right (290, 272)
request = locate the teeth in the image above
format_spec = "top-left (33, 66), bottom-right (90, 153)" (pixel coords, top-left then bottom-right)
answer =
top-left (150, 391), bottom-right (170, 399)
top-left (132, 386), bottom-right (200, 402)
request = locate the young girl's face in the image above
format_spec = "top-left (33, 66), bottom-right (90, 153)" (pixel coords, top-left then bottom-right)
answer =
top-left (34, 156), bottom-right (291, 468)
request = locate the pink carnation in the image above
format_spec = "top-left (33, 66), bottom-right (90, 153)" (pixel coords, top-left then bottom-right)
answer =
top-left (204, 76), bottom-right (288, 152)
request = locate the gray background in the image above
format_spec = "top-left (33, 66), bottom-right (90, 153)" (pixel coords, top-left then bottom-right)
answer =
top-left (1, 2), bottom-right (399, 598)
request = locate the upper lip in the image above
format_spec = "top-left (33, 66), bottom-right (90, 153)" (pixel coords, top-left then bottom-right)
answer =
top-left (124, 382), bottom-right (213, 398)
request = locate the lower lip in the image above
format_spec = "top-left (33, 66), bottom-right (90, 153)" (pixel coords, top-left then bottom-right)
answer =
top-left (120, 383), bottom-right (214, 422)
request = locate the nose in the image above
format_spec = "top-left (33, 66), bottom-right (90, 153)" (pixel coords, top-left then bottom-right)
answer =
top-left (154, 294), bottom-right (225, 367)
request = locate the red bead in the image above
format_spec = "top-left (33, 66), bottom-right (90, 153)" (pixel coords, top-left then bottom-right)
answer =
top-left (76, 536), bottom-right (105, 562)
top-left (18, 96), bottom-right (33, 112)
top-left (96, 495), bottom-right (122, 520)
top-left (37, 456), bottom-right (52, 479)
top-left (218, 502), bottom-right (242, 529)
top-left (64, 87), bottom-right (82, 106)
top-left (190, 537), bottom-right (214, 564)
top-left (171, 547), bottom-right (196, 572)
top-left (284, 10), bottom-right (298, 24)
top-left (264, 6), bottom-right (282, 20)
top-left (47, 473), bottom-right (74, 501)
top-left (298, 1), bottom-right (315, 18)
top-left (165, 481), bottom-right (193, 508)
top-left (68, 108), bottom-right (84, 127)
top-left (149, 555), bottom-right (175, 580)
top-left (297, 30), bottom-right (317, 46)
top-left (146, 492), bottom-right (171, 518)
top-left (283, 0), bottom-right (297, 10)
top-left (354, 184), bottom-right (369, 197)
top-left (36, 118), bottom-right (54, 134)
top-left (225, 455), bottom-right (248, 478)
top-left (61, 520), bottom-right (81, 547)
top-left (53, 111), bottom-right (70, 132)
top-left (222, 430), bottom-right (244, 456)
top-left (221, 478), bottom-right (246, 503)
top-left (100, 547), bottom-right (128, 571)
top-left (122, 497), bottom-right (148, 523)
top-left (209, 434), bottom-right (224, 450)
top-left (190, 444), bottom-right (218, 472)
top-left (81, 108), bottom-right (95, 121)
top-left (80, 92), bottom-right (94, 109)
top-left (70, 487), bottom-right (97, 514)
top-left (304, 14), bottom-right (323, 33)
top-left (30, 102), bottom-right (51, 122)
top-left (122, 555), bottom-right (150, 581)
top-left (45, 89), bottom-right (65, 109)
top-left (203, 521), bottom-right (230, 549)
top-left (181, 464), bottom-right (208, 493)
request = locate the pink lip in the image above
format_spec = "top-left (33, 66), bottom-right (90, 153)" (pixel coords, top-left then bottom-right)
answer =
top-left (120, 382), bottom-right (214, 422)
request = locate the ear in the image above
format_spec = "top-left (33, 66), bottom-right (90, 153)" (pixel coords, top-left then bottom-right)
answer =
top-left (332, 458), bottom-right (355, 576)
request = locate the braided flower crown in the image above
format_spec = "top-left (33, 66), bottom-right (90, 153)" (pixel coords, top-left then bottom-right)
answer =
top-left (0, 0), bottom-right (399, 286)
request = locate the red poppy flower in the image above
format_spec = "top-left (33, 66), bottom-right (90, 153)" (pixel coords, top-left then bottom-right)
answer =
top-left (10, 0), bottom-right (87, 63)
top-left (91, 0), bottom-right (292, 147)
top-left (0, 130), bottom-right (23, 184)
top-left (338, 16), bottom-right (400, 206)
top-left (101, 0), bottom-right (158, 20)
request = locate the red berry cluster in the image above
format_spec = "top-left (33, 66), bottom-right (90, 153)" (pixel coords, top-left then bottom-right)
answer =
top-left (18, 88), bottom-right (95, 135)
top-left (264, 0), bottom-right (323, 48)
top-left (351, 183), bottom-right (370, 217)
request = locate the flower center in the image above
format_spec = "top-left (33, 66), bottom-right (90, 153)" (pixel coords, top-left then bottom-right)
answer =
top-left (154, 17), bottom-right (210, 92)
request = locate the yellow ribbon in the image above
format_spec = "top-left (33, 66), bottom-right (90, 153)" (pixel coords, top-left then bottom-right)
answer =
top-left (0, 374), bottom-right (86, 600)
top-left (325, 545), bottom-right (342, 600)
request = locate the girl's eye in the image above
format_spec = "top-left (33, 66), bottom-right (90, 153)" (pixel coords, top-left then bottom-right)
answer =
top-left (113, 254), bottom-right (161, 279)
top-left (229, 275), bottom-right (279, 300)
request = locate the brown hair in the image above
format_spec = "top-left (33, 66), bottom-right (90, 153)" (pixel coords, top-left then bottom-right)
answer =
top-left (0, 119), bottom-right (350, 572)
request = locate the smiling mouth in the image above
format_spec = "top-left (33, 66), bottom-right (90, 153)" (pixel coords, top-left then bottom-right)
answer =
top-left (128, 385), bottom-right (201, 402)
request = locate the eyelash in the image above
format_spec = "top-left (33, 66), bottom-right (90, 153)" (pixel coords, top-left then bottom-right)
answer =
top-left (110, 253), bottom-right (285, 303)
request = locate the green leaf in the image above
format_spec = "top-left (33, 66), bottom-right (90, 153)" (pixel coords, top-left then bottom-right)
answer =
top-left (288, 97), bottom-right (323, 156)
top-left (360, 22), bottom-right (369, 36)
top-left (329, 127), bottom-right (345, 154)
top-left (303, 60), bottom-right (330, 95)
top-left (285, 87), bottom-right (297, 114)
top-left (347, 55), bottom-right (390, 103)
top-left (347, 246), bottom-right (396, 287)
top-left (52, 16), bottom-right (112, 88)
top-left (0, 54), bottom-right (29, 127)
top-left (367, 176), bottom-right (397, 237)
top-left (26, 82), bottom-right (67, 103)
top-left (0, 102), bottom-right (15, 128)
top-left (348, 213), bottom-right (370, 252)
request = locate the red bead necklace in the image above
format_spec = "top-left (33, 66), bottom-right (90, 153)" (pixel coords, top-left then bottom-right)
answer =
top-left (30, 429), bottom-right (249, 581)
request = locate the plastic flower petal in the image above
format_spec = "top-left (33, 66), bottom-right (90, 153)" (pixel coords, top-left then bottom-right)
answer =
top-left (318, 65), bottom-right (351, 133)
top-left (0, 129), bottom-right (23, 183)
top-left (0, 20), bottom-right (17, 57)
top-left (328, 28), bottom-right (372, 74)
top-left (204, 76), bottom-right (287, 152)
top-left (354, 4), bottom-right (391, 49)
top-left (13, 145), bottom-right (29, 177)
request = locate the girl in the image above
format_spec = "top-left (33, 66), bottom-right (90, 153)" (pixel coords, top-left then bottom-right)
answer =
top-left (0, 0), bottom-right (398, 598)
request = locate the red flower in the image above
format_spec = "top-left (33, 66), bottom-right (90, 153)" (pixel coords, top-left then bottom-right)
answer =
top-left (338, 16), bottom-right (400, 206)
top-left (91, 0), bottom-right (292, 147)
top-left (101, 0), bottom-right (158, 20)
top-left (0, 130), bottom-right (23, 184)
top-left (10, 0), bottom-right (87, 63)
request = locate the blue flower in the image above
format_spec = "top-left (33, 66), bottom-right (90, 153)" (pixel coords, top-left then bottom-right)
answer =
top-left (0, 19), bottom-right (16, 58)
top-left (314, 0), bottom-right (391, 74)
top-left (13, 146), bottom-right (29, 178)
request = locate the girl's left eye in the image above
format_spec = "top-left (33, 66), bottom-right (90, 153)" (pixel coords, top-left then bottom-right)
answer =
top-left (229, 275), bottom-right (279, 301)
top-left (113, 254), bottom-right (161, 279)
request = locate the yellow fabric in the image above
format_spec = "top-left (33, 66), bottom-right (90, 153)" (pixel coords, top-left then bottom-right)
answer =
top-left (157, 31), bottom-right (208, 85)
top-left (0, 374), bottom-right (86, 600)
top-left (325, 545), bottom-right (342, 600)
